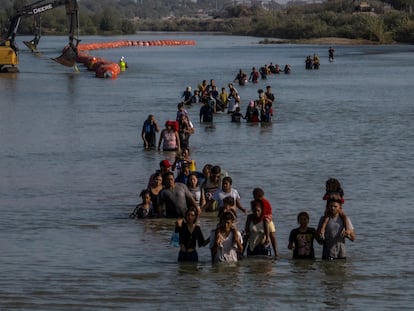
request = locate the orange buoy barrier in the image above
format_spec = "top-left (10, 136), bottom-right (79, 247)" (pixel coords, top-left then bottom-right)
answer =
top-left (77, 39), bottom-right (196, 51)
top-left (75, 39), bottom-right (195, 79)
top-left (76, 51), bottom-right (119, 79)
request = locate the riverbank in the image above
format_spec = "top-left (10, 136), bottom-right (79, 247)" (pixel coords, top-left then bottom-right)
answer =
top-left (259, 37), bottom-right (389, 45)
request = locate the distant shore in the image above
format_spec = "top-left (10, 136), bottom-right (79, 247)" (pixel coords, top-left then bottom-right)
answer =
top-left (259, 37), bottom-right (389, 45)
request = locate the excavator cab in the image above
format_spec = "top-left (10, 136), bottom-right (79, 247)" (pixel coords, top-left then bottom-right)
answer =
top-left (0, 40), bottom-right (19, 72)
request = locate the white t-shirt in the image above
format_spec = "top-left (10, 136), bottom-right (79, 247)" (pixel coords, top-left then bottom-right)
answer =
top-left (213, 188), bottom-right (240, 209)
top-left (209, 229), bottom-right (243, 263)
top-left (227, 97), bottom-right (239, 113)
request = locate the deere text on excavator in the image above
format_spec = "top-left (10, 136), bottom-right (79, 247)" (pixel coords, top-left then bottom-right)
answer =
top-left (0, 0), bottom-right (80, 73)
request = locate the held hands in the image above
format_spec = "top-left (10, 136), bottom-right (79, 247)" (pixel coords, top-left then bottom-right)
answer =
top-left (175, 218), bottom-right (184, 228)
top-left (215, 232), bottom-right (224, 247)
top-left (318, 229), bottom-right (325, 240)
top-left (342, 229), bottom-right (354, 241)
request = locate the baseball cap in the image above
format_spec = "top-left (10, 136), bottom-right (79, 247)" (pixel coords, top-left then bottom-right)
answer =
top-left (160, 159), bottom-right (171, 168)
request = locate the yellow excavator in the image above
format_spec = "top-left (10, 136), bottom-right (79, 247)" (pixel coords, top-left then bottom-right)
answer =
top-left (0, 0), bottom-right (80, 72)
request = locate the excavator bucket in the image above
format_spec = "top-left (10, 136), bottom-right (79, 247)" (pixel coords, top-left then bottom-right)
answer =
top-left (53, 45), bottom-right (77, 67)
top-left (23, 39), bottom-right (38, 52)
top-left (23, 35), bottom-right (40, 52)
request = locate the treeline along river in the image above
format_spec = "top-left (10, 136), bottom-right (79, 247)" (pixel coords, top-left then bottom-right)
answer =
top-left (0, 33), bottom-right (413, 310)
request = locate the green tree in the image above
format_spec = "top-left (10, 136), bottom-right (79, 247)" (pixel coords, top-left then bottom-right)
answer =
top-left (120, 19), bottom-right (136, 34)
top-left (99, 7), bottom-right (120, 32)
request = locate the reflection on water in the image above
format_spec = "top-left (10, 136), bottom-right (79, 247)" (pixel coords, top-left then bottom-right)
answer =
top-left (319, 260), bottom-right (351, 310)
top-left (0, 34), bottom-right (413, 310)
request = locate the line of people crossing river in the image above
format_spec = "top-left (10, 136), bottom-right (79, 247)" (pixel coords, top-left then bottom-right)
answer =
top-left (140, 78), bottom-right (276, 152)
top-left (141, 58), bottom-right (297, 152)
top-left (135, 52), bottom-right (354, 263)
top-left (184, 79), bottom-right (276, 125)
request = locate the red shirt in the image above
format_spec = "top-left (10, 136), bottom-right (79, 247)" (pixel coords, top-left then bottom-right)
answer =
top-left (261, 198), bottom-right (273, 221)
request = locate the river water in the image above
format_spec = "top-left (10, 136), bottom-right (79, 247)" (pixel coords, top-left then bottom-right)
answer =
top-left (1, 33), bottom-right (413, 310)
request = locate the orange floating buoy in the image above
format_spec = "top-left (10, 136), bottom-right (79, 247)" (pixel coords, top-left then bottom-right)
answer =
top-left (95, 62), bottom-right (120, 79)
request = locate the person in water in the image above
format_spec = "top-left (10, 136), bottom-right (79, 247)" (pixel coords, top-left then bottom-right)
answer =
top-left (209, 211), bottom-right (243, 263)
top-left (284, 64), bottom-right (291, 74)
top-left (202, 165), bottom-right (224, 211)
top-left (199, 101), bottom-right (214, 123)
top-left (158, 121), bottom-right (180, 152)
top-left (313, 53), bottom-right (320, 69)
top-left (175, 206), bottom-right (210, 262)
top-left (177, 114), bottom-right (194, 150)
top-left (208, 176), bottom-right (247, 216)
top-left (148, 173), bottom-right (163, 217)
top-left (175, 162), bottom-right (191, 186)
top-left (218, 87), bottom-right (228, 112)
top-left (231, 107), bottom-right (244, 123)
top-left (186, 172), bottom-right (206, 213)
top-left (305, 55), bottom-right (313, 70)
top-left (318, 178), bottom-right (347, 239)
top-left (158, 171), bottom-right (197, 218)
top-left (329, 46), bottom-right (335, 62)
top-left (234, 69), bottom-right (247, 86)
top-left (147, 159), bottom-right (172, 189)
top-left (288, 211), bottom-right (318, 259)
top-left (119, 56), bottom-right (128, 71)
top-left (141, 114), bottom-right (159, 149)
top-left (317, 194), bottom-right (355, 260)
top-left (129, 189), bottom-right (154, 219)
top-left (245, 101), bottom-right (259, 123)
top-left (172, 147), bottom-right (192, 175)
top-left (249, 67), bottom-right (260, 83)
top-left (182, 86), bottom-right (193, 105)
top-left (252, 188), bottom-right (278, 258)
top-left (243, 200), bottom-right (271, 257)
top-left (217, 196), bottom-right (237, 220)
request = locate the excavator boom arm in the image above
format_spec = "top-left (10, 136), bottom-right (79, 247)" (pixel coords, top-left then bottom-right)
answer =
top-left (6, 0), bottom-right (78, 43)
top-left (1, 0), bottom-right (79, 70)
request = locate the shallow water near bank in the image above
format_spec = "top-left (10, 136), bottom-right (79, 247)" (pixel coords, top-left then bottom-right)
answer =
top-left (1, 33), bottom-right (413, 310)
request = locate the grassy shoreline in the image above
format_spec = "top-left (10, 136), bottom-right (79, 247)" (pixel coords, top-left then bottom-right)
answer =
top-left (259, 37), bottom-right (392, 45)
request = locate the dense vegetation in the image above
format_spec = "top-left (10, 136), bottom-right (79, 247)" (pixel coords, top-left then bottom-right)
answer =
top-left (1, 0), bottom-right (414, 43)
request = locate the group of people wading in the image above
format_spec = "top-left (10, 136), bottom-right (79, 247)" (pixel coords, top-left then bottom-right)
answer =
top-left (190, 79), bottom-right (276, 124)
top-left (140, 74), bottom-right (278, 153)
top-left (305, 47), bottom-right (335, 69)
top-left (131, 137), bottom-right (355, 263)
top-left (134, 46), bottom-right (355, 263)
top-left (305, 54), bottom-right (320, 70)
top-left (185, 65), bottom-right (282, 125)
top-left (140, 46), bottom-right (337, 151)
